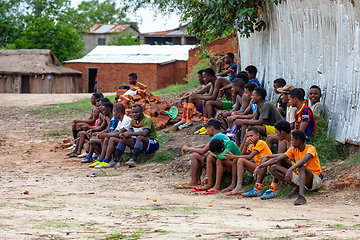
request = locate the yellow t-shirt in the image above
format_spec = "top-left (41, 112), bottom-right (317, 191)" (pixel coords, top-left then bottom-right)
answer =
top-left (285, 145), bottom-right (322, 175)
top-left (248, 140), bottom-right (272, 165)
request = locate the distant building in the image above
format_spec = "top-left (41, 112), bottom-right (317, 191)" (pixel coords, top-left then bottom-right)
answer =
top-left (84, 24), bottom-right (140, 53)
top-left (65, 45), bottom-right (195, 93)
top-left (140, 25), bottom-right (199, 45)
top-left (0, 49), bottom-right (82, 93)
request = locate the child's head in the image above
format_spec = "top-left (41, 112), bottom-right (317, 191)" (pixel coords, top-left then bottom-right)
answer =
top-left (197, 69), bottom-right (205, 84)
top-left (128, 72), bottom-right (137, 85)
top-left (231, 78), bottom-right (246, 95)
top-left (252, 87), bottom-right (267, 104)
top-left (274, 120), bottom-right (291, 141)
top-left (224, 52), bottom-right (235, 64)
top-left (130, 104), bottom-right (143, 120)
top-left (113, 103), bottom-right (125, 119)
top-left (309, 85), bottom-right (322, 104)
top-left (288, 88), bottom-right (304, 107)
top-left (91, 93), bottom-right (103, 105)
top-left (102, 102), bottom-right (113, 116)
top-left (236, 71), bottom-right (249, 83)
top-left (291, 130), bottom-right (306, 148)
top-left (204, 118), bottom-right (222, 136)
top-left (245, 65), bottom-right (257, 79)
top-left (202, 68), bottom-right (215, 84)
top-left (210, 58), bottom-right (216, 65)
top-left (278, 84), bottom-right (295, 105)
top-left (246, 126), bottom-right (260, 142)
top-left (209, 139), bottom-right (225, 155)
top-left (244, 82), bottom-right (257, 100)
top-left (273, 78), bottom-right (286, 94)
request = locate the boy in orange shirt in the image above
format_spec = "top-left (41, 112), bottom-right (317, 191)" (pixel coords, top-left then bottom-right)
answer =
top-left (260, 130), bottom-right (322, 205)
top-left (224, 126), bottom-right (272, 195)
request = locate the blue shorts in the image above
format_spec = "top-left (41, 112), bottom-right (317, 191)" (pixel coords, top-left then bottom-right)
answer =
top-left (131, 136), bottom-right (159, 153)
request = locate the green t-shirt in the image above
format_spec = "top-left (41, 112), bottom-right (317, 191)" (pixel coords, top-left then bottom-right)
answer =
top-left (216, 140), bottom-right (241, 160)
top-left (129, 114), bottom-right (158, 142)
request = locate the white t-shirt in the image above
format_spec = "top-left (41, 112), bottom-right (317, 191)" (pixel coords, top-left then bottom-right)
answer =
top-left (286, 105), bottom-right (296, 124)
top-left (115, 115), bottom-right (131, 131)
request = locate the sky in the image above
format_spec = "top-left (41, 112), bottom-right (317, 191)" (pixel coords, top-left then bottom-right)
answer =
top-left (70, 0), bottom-right (182, 33)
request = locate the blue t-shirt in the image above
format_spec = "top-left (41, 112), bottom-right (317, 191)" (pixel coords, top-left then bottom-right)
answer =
top-left (210, 132), bottom-right (230, 142)
top-left (249, 78), bottom-right (260, 87)
top-left (108, 117), bottom-right (120, 133)
top-left (226, 62), bottom-right (237, 82)
top-left (250, 100), bottom-right (258, 113)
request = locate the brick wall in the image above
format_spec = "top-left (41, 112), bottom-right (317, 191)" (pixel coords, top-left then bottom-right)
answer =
top-left (188, 34), bottom-right (239, 74)
top-left (65, 61), bottom-right (188, 92)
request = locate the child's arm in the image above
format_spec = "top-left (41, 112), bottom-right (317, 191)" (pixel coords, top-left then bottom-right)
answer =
top-left (299, 121), bottom-right (309, 132)
top-left (253, 153), bottom-right (288, 178)
top-left (195, 83), bottom-right (211, 94)
top-left (182, 144), bottom-right (209, 155)
top-left (285, 153), bottom-right (313, 182)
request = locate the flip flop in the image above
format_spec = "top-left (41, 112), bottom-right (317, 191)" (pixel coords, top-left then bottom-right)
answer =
top-left (225, 191), bottom-right (242, 196)
top-left (191, 187), bottom-right (205, 192)
top-left (175, 185), bottom-right (184, 189)
top-left (221, 187), bottom-right (234, 193)
top-left (204, 189), bottom-right (221, 194)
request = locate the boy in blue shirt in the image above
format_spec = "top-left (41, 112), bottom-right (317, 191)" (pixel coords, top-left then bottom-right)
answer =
top-left (216, 52), bottom-right (237, 82)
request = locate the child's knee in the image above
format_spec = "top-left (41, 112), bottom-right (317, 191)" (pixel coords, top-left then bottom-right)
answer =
top-left (137, 136), bottom-right (147, 142)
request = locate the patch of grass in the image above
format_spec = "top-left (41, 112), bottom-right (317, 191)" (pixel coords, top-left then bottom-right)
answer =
top-left (150, 151), bottom-right (175, 163)
top-left (157, 130), bottom-right (175, 144)
top-left (311, 115), bottom-right (346, 165)
top-left (41, 222), bottom-right (70, 228)
top-left (152, 59), bottom-right (210, 98)
top-left (45, 128), bottom-right (70, 137)
top-left (95, 173), bottom-right (122, 177)
top-left (347, 151), bottom-right (360, 164)
top-left (105, 233), bottom-right (141, 239)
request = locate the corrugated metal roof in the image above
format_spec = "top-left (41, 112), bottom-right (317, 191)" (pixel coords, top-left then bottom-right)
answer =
top-left (141, 25), bottom-right (189, 36)
top-left (65, 45), bottom-right (195, 64)
top-left (88, 24), bottom-right (134, 34)
top-left (238, 0), bottom-right (360, 144)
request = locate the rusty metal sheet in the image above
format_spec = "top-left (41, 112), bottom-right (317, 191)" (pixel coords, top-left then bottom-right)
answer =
top-left (238, 0), bottom-right (360, 144)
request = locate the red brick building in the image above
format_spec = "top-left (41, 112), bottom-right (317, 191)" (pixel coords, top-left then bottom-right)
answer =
top-left (65, 45), bottom-right (194, 93)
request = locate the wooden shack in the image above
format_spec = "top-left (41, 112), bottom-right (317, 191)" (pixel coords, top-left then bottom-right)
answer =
top-left (0, 49), bottom-right (82, 93)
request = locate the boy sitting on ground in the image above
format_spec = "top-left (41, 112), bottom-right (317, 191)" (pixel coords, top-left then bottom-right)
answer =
top-left (273, 78), bottom-right (287, 116)
top-left (309, 85), bottom-right (325, 116)
top-left (249, 120), bottom-right (293, 199)
top-left (190, 68), bottom-right (232, 134)
top-left (175, 69), bottom-right (211, 129)
top-left (70, 93), bottom-right (103, 149)
top-left (105, 104), bottom-right (158, 168)
top-left (180, 118), bottom-right (229, 189)
top-left (288, 88), bottom-right (316, 141)
top-left (202, 138), bottom-right (241, 194)
top-left (245, 65), bottom-right (260, 87)
top-left (216, 52), bottom-right (237, 82)
top-left (236, 87), bottom-right (283, 149)
top-left (264, 130), bottom-right (323, 205)
top-left (224, 126), bottom-right (272, 196)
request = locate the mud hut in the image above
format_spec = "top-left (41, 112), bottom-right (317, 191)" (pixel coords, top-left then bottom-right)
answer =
top-left (0, 49), bottom-right (82, 93)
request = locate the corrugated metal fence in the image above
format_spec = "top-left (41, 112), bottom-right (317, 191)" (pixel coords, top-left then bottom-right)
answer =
top-left (238, 0), bottom-right (360, 144)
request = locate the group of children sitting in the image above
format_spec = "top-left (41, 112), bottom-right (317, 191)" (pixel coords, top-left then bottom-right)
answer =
top-left (178, 55), bottom-right (325, 205)
top-left (67, 73), bottom-right (159, 168)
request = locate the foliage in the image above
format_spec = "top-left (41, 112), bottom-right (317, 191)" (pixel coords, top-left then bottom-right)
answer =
top-left (0, 0), bottom-right (23, 47)
top-left (109, 32), bottom-right (140, 46)
top-left (311, 115), bottom-right (346, 165)
top-left (127, 0), bottom-right (281, 44)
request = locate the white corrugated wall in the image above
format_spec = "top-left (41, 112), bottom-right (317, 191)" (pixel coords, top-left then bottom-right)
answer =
top-left (238, 0), bottom-right (360, 144)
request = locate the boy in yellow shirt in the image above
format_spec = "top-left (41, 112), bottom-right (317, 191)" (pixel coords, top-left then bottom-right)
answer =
top-left (259, 130), bottom-right (322, 205)
top-left (224, 126), bottom-right (272, 196)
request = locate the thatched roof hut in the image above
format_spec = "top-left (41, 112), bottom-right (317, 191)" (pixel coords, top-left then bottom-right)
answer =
top-left (0, 49), bottom-right (82, 93)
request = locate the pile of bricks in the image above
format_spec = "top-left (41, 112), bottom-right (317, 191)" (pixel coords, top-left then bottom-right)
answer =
top-left (115, 83), bottom-right (180, 130)
top-left (331, 175), bottom-right (360, 189)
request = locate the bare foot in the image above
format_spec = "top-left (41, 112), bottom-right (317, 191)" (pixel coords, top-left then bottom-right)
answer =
top-left (221, 187), bottom-right (234, 193)
top-left (201, 183), bottom-right (213, 191)
top-left (225, 189), bottom-right (244, 196)
top-left (182, 183), bottom-right (199, 189)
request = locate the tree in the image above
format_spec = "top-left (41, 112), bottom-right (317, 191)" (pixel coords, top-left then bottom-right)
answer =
top-left (0, 0), bottom-right (23, 48)
top-left (108, 32), bottom-right (140, 46)
top-left (126, 0), bottom-right (281, 44)
top-left (77, 0), bottom-right (139, 30)
top-left (14, 16), bottom-right (85, 62)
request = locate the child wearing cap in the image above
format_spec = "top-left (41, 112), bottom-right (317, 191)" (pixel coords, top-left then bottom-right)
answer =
top-left (180, 118), bottom-right (229, 190)
top-left (309, 85), bottom-right (325, 116)
top-left (223, 126), bottom-right (272, 196)
top-left (202, 138), bottom-right (241, 194)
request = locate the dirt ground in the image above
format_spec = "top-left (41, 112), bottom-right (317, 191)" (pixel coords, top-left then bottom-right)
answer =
top-left (0, 94), bottom-right (359, 240)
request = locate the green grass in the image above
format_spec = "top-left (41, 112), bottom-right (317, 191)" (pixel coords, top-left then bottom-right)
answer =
top-left (157, 130), bottom-right (175, 144)
top-left (152, 59), bottom-right (210, 98)
top-left (150, 151), bottom-right (175, 163)
top-left (311, 115), bottom-right (346, 165)
top-left (45, 128), bottom-right (70, 137)
top-left (105, 233), bottom-right (141, 239)
top-left (347, 151), bottom-right (360, 164)
top-left (95, 173), bottom-right (122, 177)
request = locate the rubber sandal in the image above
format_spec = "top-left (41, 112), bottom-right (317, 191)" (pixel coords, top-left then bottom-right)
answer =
top-left (176, 185), bottom-right (184, 189)
top-left (191, 187), bottom-right (205, 192)
top-left (204, 189), bottom-right (221, 194)
top-left (221, 187), bottom-right (234, 193)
